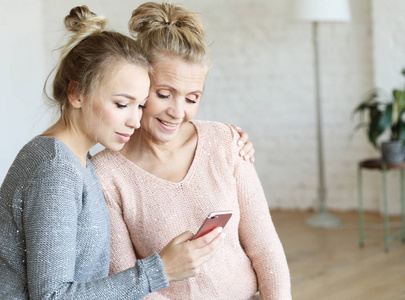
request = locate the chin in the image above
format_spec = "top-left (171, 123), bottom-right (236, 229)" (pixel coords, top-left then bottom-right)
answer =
top-left (101, 140), bottom-right (125, 152)
top-left (155, 132), bottom-right (177, 143)
top-left (111, 143), bottom-right (126, 152)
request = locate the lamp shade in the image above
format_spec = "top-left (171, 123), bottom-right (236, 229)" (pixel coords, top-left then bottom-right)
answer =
top-left (292, 0), bottom-right (351, 22)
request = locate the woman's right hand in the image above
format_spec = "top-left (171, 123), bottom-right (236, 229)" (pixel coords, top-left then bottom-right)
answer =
top-left (159, 227), bottom-right (224, 282)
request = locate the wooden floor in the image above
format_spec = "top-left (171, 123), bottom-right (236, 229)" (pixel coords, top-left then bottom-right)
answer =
top-left (271, 210), bottom-right (405, 300)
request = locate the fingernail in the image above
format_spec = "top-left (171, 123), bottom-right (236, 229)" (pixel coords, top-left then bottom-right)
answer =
top-left (244, 155), bottom-right (250, 161)
top-left (251, 157), bottom-right (255, 163)
top-left (236, 126), bottom-right (241, 131)
top-left (240, 151), bottom-right (245, 157)
top-left (237, 140), bottom-right (243, 146)
top-left (221, 233), bottom-right (226, 238)
top-left (217, 227), bottom-right (223, 233)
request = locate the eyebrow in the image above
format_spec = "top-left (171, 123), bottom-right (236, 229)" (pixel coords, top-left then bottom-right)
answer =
top-left (156, 84), bottom-right (203, 95)
top-left (113, 93), bottom-right (149, 101)
top-left (114, 93), bottom-right (136, 100)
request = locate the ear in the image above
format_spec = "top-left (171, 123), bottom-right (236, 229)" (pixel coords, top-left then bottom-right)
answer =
top-left (67, 81), bottom-right (83, 109)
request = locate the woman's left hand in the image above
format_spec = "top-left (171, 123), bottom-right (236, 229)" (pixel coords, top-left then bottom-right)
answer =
top-left (231, 125), bottom-right (255, 163)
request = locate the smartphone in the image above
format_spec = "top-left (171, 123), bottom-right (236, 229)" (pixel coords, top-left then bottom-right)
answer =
top-left (192, 210), bottom-right (233, 240)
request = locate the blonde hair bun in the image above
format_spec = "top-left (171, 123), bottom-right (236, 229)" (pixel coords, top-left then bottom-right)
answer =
top-left (59, 6), bottom-right (107, 66)
top-left (64, 5), bottom-right (107, 34)
top-left (129, 2), bottom-right (208, 66)
top-left (129, 2), bottom-right (205, 40)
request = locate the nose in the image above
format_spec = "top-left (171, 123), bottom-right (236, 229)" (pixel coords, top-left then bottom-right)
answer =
top-left (167, 99), bottom-right (185, 120)
top-left (126, 108), bottom-right (142, 129)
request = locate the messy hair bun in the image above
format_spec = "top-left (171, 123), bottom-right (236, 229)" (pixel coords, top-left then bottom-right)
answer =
top-left (64, 5), bottom-right (106, 33)
top-left (129, 2), bottom-right (209, 67)
top-left (60, 6), bottom-right (107, 61)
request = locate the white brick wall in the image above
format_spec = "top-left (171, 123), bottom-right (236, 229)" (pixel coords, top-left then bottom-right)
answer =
top-left (2, 0), bottom-right (403, 214)
top-left (198, 0), bottom-right (378, 212)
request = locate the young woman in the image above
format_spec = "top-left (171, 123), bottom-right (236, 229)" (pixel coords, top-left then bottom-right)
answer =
top-left (92, 2), bottom-right (291, 299)
top-left (0, 6), bottom-right (226, 299)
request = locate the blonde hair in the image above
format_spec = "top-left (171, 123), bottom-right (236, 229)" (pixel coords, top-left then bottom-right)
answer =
top-left (128, 2), bottom-right (209, 68)
top-left (44, 5), bottom-right (151, 133)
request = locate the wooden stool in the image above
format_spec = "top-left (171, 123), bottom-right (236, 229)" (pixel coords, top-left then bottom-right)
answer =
top-left (357, 159), bottom-right (405, 252)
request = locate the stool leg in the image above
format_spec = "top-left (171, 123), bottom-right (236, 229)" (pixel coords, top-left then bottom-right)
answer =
top-left (382, 164), bottom-right (390, 252)
top-left (401, 170), bottom-right (405, 243)
top-left (358, 166), bottom-right (365, 247)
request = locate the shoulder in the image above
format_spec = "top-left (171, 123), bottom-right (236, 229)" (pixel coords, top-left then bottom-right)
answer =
top-left (28, 156), bottom-right (85, 195)
top-left (91, 148), bottom-right (119, 164)
top-left (192, 120), bottom-right (237, 141)
top-left (8, 136), bottom-right (84, 185)
top-left (91, 149), bottom-right (126, 190)
top-left (193, 120), bottom-right (238, 152)
top-left (1, 138), bottom-right (89, 222)
top-left (91, 149), bottom-right (121, 173)
top-left (192, 120), bottom-right (241, 170)
top-left (16, 136), bottom-right (59, 164)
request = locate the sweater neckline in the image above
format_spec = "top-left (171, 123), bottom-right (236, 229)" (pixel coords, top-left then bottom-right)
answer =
top-left (113, 120), bottom-right (202, 186)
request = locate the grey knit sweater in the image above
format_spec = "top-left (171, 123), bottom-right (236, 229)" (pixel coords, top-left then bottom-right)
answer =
top-left (0, 136), bottom-right (169, 299)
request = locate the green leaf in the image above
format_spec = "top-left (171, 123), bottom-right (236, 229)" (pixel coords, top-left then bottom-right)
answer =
top-left (368, 109), bottom-right (385, 147)
top-left (352, 102), bottom-right (379, 120)
top-left (379, 104), bottom-right (393, 131)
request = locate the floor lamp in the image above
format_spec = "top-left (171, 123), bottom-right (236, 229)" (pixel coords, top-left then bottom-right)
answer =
top-left (292, 0), bottom-right (351, 227)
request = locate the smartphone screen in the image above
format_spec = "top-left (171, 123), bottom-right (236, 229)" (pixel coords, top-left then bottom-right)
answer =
top-left (192, 210), bottom-right (232, 240)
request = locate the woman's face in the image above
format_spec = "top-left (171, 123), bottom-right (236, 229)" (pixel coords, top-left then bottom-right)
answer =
top-left (81, 62), bottom-right (150, 151)
top-left (140, 56), bottom-right (206, 143)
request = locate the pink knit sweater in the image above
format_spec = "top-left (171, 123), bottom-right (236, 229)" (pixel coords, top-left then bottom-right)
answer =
top-left (92, 121), bottom-right (291, 300)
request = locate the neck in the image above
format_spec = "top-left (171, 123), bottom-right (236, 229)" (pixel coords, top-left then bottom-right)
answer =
top-left (121, 122), bottom-right (194, 161)
top-left (42, 118), bottom-right (95, 167)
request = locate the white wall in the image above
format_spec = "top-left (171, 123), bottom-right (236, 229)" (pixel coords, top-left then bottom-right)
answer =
top-left (372, 0), bottom-right (405, 89)
top-left (0, 0), bottom-right (49, 181)
top-left (1, 0), bottom-right (402, 214)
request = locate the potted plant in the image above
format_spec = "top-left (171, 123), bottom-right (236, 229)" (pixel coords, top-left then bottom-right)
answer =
top-left (353, 69), bottom-right (405, 164)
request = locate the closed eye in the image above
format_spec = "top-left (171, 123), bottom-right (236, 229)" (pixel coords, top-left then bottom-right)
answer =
top-left (157, 92), bottom-right (170, 99)
top-left (139, 104), bottom-right (146, 109)
top-left (186, 98), bottom-right (197, 104)
top-left (116, 103), bottom-right (127, 108)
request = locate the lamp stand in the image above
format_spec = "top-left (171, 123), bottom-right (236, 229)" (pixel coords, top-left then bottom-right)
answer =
top-left (306, 22), bottom-right (341, 228)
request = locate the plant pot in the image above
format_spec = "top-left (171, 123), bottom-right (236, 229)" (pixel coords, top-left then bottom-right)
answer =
top-left (381, 141), bottom-right (405, 164)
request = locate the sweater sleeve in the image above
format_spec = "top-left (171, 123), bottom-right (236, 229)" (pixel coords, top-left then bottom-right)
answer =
top-left (225, 125), bottom-right (292, 300)
top-left (23, 160), bottom-right (168, 300)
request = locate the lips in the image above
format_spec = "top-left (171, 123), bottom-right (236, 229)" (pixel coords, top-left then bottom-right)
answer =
top-left (116, 132), bottom-right (132, 143)
top-left (157, 118), bottom-right (179, 131)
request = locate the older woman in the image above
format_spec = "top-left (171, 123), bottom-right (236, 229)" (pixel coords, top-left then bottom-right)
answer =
top-left (92, 2), bottom-right (291, 299)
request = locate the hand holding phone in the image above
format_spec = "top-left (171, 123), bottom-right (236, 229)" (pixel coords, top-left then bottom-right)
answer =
top-left (192, 210), bottom-right (232, 240)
